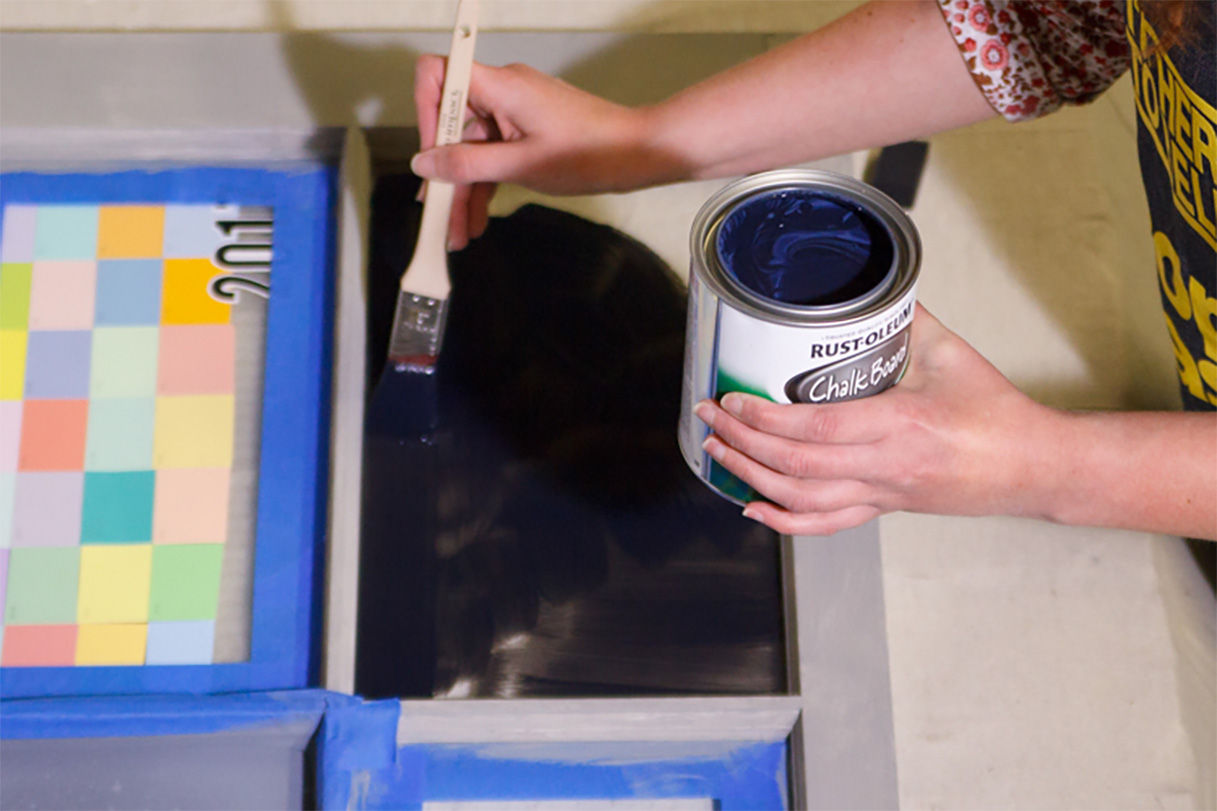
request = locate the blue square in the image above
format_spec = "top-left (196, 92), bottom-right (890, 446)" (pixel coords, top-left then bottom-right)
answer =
top-left (163, 205), bottom-right (222, 259)
top-left (24, 330), bottom-right (92, 399)
top-left (146, 620), bottom-right (215, 664)
top-left (34, 206), bottom-right (98, 260)
top-left (95, 260), bottom-right (163, 325)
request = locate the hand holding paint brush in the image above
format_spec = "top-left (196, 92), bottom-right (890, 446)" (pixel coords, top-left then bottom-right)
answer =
top-left (369, 0), bottom-right (478, 439)
top-left (386, 0), bottom-right (479, 373)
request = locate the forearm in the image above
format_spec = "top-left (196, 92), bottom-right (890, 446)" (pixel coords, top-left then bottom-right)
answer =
top-left (1033, 410), bottom-right (1217, 540)
top-left (636, 0), bottom-right (997, 183)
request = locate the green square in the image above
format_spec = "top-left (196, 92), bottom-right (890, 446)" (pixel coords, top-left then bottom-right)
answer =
top-left (90, 327), bottom-right (159, 398)
top-left (0, 264), bottom-right (32, 329)
top-left (149, 544), bottom-right (223, 621)
top-left (4, 546), bottom-right (79, 624)
top-left (81, 471), bottom-right (155, 543)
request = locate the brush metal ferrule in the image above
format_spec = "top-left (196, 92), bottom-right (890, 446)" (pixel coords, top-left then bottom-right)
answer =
top-left (388, 292), bottom-right (449, 371)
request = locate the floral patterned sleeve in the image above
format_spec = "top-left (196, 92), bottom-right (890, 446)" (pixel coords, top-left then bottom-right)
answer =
top-left (937, 0), bottom-right (1131, 121)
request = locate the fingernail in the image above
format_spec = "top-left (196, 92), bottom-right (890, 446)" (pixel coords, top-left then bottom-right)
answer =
top-left (410, 151), bottom-right (432, 177)
top-left (742, 507), bottom-right (761, 522)
top-left (721, 393), bottom-right (744, 416)
top-left (693, 401), bottom-right (714, 428)
top-left (702, 435), bottom-right (724, 460)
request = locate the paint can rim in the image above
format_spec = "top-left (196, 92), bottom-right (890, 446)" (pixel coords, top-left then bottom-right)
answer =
top-left (690, 168), bottom-right (920, 325)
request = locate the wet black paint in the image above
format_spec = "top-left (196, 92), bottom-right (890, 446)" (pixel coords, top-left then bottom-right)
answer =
top-left (716, 189), bottom-right (893, 306)
top-left (356, 174), bottom-right (786, 699)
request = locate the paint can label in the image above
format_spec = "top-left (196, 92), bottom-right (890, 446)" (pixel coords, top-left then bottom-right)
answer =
top-left (678, 169), bottom-right (920, 506)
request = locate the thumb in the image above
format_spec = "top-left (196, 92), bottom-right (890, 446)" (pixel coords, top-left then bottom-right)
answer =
top-left (410, 141), bottom-right (530, 185)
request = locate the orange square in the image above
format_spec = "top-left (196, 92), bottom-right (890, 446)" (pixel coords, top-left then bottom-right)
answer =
top-left (2, 624), bottom-right (77, 666)
top-left (19, 399), bottom-right (88, 471)
top-left (97, 206), bottom-right (165, 259)
top-left (161, 259), bottom-right (230, 325)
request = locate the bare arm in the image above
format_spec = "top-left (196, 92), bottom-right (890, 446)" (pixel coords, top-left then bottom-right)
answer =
top-left (642, 0), bottom-right (997, 182)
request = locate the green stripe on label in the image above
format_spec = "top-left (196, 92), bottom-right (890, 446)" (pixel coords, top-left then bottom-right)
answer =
top-left (714, 369), bottom-right (772, 401)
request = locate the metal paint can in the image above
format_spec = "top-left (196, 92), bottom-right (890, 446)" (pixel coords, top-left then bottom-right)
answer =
top-left (678, 168), bottom-right (921, 505)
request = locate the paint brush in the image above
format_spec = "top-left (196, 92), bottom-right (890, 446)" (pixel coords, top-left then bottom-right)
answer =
top-left (374, 0), bottom-right (479, 436)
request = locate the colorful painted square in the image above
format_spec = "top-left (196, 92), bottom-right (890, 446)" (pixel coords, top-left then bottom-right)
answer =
top-left (0, 264), bottom-right (33, 329)
top-left (23, 330), bottom-right (92, 399)
top-left (153, 468), bottom-right (230, 544)
top-left (0, 475), bottom-right (13, 548)
top-left (146, 620), bottom-right (214, 665)
top-left (28, 260), bottom-right (96, 330)
top-left (0, 401), bottom-right (21, 471)
top-left (90, 327), bottom-right (159, 398)
top-left (75, 623), bottom-right (148, 665)
top-left (4, 546), bottom-right (79, 624)
top-left (77, 544), bottom-right (152, 624)
top-left (0, 549), bottom-right (7, 615)
top-left (149, 544), bottom-right (224, 621)
top-left (1, 624), bottom-right (77, 667)
top-left (34, 206), bottom-right (98, 260)
top-left (18, 399), bottom-right (88, 471)
top-left (157, 325), bottom-right (235, 395)
top-left (11, 472), bottom-right (84, 547)
top-left (153, 395), bottom-right (234, 468)
top-left (80, 471), bottom-right (155, 543)
top-left (95, 259), bottom-right (163, 326)
top-left (161, 259), bottom-right (229, 325)
top-left (97, 206), bottom-right (165, 259)
top-left (1, 206), bottom-right (37, 263)
top-left (163, 205), bottom-right (221, 259)
top-left (84, 398), bottom-right (155, 472)
top-left (0, 331), bottom-right (27, 401)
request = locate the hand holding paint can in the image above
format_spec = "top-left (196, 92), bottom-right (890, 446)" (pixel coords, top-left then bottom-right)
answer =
top-left (679, 169), bottom-right (921, 505)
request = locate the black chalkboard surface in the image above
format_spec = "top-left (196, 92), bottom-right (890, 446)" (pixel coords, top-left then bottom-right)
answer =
top-left (356, 174), bottom-right (786, 699)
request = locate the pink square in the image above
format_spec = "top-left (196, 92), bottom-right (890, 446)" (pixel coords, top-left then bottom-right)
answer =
top-left (157, 325), bottom-right (235, 395)
top-left (152, 467), bottom-right (230, 544)
top-left (28, 261), bottom-right (97, 330)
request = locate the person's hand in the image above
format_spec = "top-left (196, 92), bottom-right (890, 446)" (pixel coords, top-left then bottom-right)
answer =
top-left (412, 57), bottom-right (676, 250)
top-left (693, 305), bottom-right (1066, 535)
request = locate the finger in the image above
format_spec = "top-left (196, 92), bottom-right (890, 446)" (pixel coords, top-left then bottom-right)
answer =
top-left (410, 139), bottom-right (535, 185)
top-left (697, 403), bottom-right (878, 479)
top-left (702, 434), bottom-right (872, 514)
top-left (413, 54), bottom-right (447, 152)
top-left (742, 501), bottom-right (880, 536)
top-left (698, 394), bottom-right (890, 445)
top-left (717, 392), bottom-right (897, 444)
top-left (467, 182), bottom-right (496, 240)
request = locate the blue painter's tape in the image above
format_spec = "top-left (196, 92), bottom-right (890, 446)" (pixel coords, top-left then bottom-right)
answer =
top-left (0, 166), bottom-right (336, 698)
top-left (0, 689), bottom-right (328, 741)
top-left (319, 732), bottom-right (787, 811)
top-left (315, 694), bottom-right (401, 810)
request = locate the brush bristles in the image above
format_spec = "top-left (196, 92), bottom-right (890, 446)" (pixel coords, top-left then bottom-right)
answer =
top-left (388, 291), bottom-right (449, 370)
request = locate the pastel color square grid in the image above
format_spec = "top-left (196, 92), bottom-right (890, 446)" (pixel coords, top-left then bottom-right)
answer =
top-left (0, 201), bottom-right (241, 667)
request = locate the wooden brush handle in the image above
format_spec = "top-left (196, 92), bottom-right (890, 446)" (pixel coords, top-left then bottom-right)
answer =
top-left (410, 0), bottom-right (480, 286)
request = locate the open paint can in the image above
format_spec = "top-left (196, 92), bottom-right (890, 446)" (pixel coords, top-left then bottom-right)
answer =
top-left (678, 168), bottom-right (921, 505)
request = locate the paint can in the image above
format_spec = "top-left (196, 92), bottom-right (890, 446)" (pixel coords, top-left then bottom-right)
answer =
top-left (678, 168), bottom-right (921, 505)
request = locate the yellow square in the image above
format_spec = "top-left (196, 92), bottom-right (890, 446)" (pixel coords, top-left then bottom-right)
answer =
top-left (78, 545), bottom-right (153, 624)
top-left (97, 205), bottom-right (165, 259)
top-left (161, 259), bottom-right (230, 325)
top-left (0, 330), bottom-right (26, 400)
top-left (153, 395), bottom-right (235, 468)
top-left (76, 623), bottom-right (148, 665)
